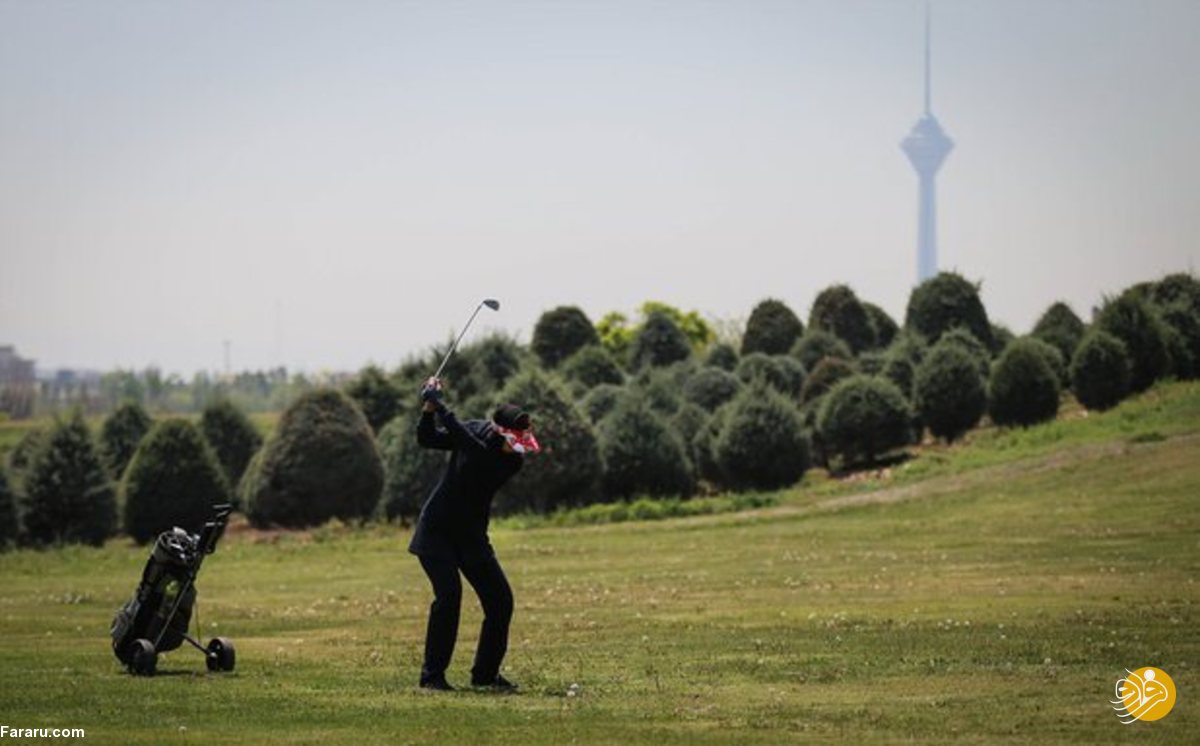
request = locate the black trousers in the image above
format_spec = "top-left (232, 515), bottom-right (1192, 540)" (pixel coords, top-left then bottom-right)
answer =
top-left (417, 553), bottom-right (513, 684)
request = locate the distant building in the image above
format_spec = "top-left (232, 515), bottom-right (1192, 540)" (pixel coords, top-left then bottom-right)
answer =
top-left (900, 7), bottom-right (954, 284)
top-left (0, 345), bottom-right (37, 418)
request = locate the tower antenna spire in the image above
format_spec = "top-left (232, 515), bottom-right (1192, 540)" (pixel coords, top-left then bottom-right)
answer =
top-left (901, 0), bottom-right (953, 284)
top-left (924, 2), bottom-right (932, 115)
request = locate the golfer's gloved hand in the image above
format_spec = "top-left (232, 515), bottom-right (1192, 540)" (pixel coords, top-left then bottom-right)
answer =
top-left (420, 378), bottom-right (445, 408)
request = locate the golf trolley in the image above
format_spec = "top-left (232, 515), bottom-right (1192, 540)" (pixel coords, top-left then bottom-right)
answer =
top-left (110, 504), bottom-right (236, 676)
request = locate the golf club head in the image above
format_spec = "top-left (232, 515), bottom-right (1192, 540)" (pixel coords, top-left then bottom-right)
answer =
top-left (483, 298), bottom-right (500, 311)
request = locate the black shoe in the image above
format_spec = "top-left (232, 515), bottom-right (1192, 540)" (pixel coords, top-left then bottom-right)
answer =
top-left (419, 675), bottom-right (455, 691)
top-left (471, 673), bottom-right (517, 692)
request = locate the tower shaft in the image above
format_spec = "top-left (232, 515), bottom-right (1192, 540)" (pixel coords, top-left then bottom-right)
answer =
top-left (917, 173), bottom-right (937, 282)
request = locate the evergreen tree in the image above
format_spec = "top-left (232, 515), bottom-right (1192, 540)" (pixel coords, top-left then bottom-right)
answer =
top-left (808, 284), bottom-right (876, 354)
top-left (123, 420), bottom-right (231, 544)
top-left (988, 339), bottom-right (1061, 427)
top-left (532, 306), bottom-right (599, 369)
top-left (493, 369), bottom-right (603, 513)
top-left (1070, 331), bottom-right (1132, 412)
top-left (345, 365), bottom-right (404, 433)
top-left (817, 376), bottom-right (912, 466)
top-left (791, 330), bottom-right (852, 373)
top-left (1095, 290), bottom-right (1170, 393)
top-left (914, 342), bottom-right (986, 442)
top-left (630, 311), bottom-right (693, 369)
top-left (1032, 301), bottom-right (1086, 365)
top-left (199, 399), bottom-right (263, 493)
top-left (22, 412), bottom-right (116, 546)
top-left (99, 402), bottom-right (153, 480)
top-left (714, 383), bottom-right (810, 490)
top-left (0, 468), bottom-right (18, 549)
top-left (559, 345), bottom-right (625, 395)
top-left (377, 413), bottom-right (446, 522)
top-left (905, 271), bottom-right (993, 348)
top-left (863, 302), bottom-right (899, 349)
top-left (598, 398), bottom-right (695, 500)
top-left (742, 299), bottom-right (804, 356)
top-left (242, 389), bottom-right (383, 528)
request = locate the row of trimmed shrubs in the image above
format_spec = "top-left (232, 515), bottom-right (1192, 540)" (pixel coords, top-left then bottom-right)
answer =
top-left (0, 400), bottom-right (262, 549)
top-left (3, 270), bottom-right (1197, 548)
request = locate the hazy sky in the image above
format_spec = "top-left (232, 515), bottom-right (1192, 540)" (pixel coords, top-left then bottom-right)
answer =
top-left (2, 0), bottom-right (1198, 374)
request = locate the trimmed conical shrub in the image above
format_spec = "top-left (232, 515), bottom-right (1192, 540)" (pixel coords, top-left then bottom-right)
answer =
top-left (817, 376), bottom-right (911, 466)
top-left (1096, 290), bottom-right (1170, 393)
top-left (1159, 303), bottom-right (1200, 380)
top-left (1070, 331), bottom-right (1132, 411)
top-left (791, 330), bottom-right (852, 373)
top-left (691, 404), bottom-right (731, 486)
top-left (631, 367), bottom-right (684, 416)
top-left (885, 331), bottom-right (928, 370)
top-left (559, 345), bottom-right (625, 395)
top-left (683, 367), bottom-right (743, 411)
top-left (493, 369), bottom-right (603, 513)
top-left (0, 468), bottom-right (17, 549)
top-left (714, 383), bottom-right (810, 490)
top-left (199, 399), bottom-right (263, 496)
top-left (989, 323), bottom-right (1016, 357)
top-left (598, 398), bottom-right (695, 500)
top-left (377, 413), bottom-right (446, 522)
top-left (669, 402), bottom-right (709, 475)
top-left (915, 342), bottom-right (986, 442)
top-left (99, 401), bottom-right (152, 480)
top-left (1032, 301), bottom-right (1086, 365)
top-left (631, 311), bottom-right (692, 369)
top-left (881, 355), bottom-right (916, 401)
top-left (863, 302), bottom-right (898, 349)
top-left (988, 339), bottom-right (1060, 427)
top-left (7, 428), bottom-right (46, 491)
top-left (123, 420), bottom-right (231, 544)
top-left (581, 383), bottom-right (627, 424)
top-left (466, 333), bottom-right (526, 396)
top-left (742, 299), bottom-right (804, 356)
top-left (905, 271), bottom-right (993, 348)
top-left (21, 412), bottom-right (116, 547)
top-left (736, 353), bottom-right (805, 400)
top-left (532, 306), bottom-right (599, 369)
top-left (705, 342), bottom-right (739, 371)
top-left (242, 389), bottom-right (383, 528)
top-left (800, 357), bottom-right (856, 405)
top-left (938, 327), bottom-right (991, 379)
top-left (808, 284), bottom-right (876, 354)
top-left (1023, 336), bottom-right (1068, 389)
top-left (1149, 273), bottom-right (1200, 311)
top-left (345, 365), bottom-right (404, 434)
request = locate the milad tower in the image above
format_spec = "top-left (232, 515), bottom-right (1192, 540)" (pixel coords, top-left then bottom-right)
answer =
top-left (900, 8), bottom-right (953, 283)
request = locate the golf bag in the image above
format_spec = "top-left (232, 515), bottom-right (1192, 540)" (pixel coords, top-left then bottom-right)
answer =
top-left (110, 504), bottom-right (235, 676)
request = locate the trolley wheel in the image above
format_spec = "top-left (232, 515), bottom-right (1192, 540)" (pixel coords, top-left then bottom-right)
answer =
top-left (205, 637), bottom-right (236, 672)
top-left (130, 639), bottom-right (157, 676)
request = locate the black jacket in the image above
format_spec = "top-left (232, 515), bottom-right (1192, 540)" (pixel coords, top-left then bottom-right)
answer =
top-left (407, 406), bottom-right (523, 563)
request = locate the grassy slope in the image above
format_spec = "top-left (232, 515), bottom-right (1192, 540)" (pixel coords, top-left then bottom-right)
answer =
top-left (0, 383), bottom-right (1197, 744)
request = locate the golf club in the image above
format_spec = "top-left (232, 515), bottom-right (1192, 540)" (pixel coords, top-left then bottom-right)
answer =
top-left (432, 298), bottom-right (501, 379)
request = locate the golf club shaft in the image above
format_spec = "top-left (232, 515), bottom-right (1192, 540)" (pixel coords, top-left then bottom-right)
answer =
top-left (433, 303), bottom-right (485, 380)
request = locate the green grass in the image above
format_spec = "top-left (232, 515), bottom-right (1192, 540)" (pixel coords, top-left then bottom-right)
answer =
top-left (1, 384), bottom-right (1198, 743)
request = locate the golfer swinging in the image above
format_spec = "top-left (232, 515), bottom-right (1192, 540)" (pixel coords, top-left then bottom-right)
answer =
top-left (409, 377), bottom-right (539, 691)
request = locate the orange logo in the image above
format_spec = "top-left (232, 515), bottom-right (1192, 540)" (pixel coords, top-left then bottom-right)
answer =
top-left (1111, 667), bottom-right (1177, 723)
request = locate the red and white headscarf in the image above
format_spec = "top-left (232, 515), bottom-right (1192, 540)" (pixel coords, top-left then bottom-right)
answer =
top-left (492, 403), bottom-right (541, 454)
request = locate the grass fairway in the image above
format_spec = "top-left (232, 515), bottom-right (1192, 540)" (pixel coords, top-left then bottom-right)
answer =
top-left (1, 385), bottom-right (1198, 744)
